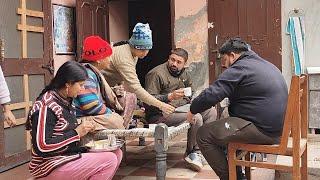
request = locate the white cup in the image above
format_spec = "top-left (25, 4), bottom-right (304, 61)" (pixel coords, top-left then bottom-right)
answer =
top-left (183, 87), bottom-right (192, 97)
top-left (108, 134), bottom-right (117, 146)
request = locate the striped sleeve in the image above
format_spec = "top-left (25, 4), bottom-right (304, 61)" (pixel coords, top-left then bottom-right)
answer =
top-left (74, 69), bottom-right (111, 116)
top-left (32, 106), bottom-right (80, 155)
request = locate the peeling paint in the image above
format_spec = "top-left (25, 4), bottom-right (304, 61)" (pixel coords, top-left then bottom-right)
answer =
top-left (175, 4), bottom-right (209, 89)
top-left (187, 61), bottom-right (207, 90)
top-left (175, 0), bottom-right (206, 19)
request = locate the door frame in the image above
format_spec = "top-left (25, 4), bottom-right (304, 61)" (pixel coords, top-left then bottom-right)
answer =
top-left (170, 0), bottom-right (175, 49)
top-left (0, 0), bottom-right (53, 172)
top-left (107, 0), bottom-right (175, 50)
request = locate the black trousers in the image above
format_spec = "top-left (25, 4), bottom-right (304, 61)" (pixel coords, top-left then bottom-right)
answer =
top-left (196, 117), bottom-right (280, 180)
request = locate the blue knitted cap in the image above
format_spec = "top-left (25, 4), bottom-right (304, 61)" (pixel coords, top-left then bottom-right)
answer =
top-left (128, 23), bottom-right (153, 50)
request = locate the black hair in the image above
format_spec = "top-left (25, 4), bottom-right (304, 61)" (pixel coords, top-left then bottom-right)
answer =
top-left (113, 40), bottom-right (129, 47)
top-left (171, 48), bottom-right (189, 62)
top-left (218, 37), bottom-right (249, 55)
top-left (38, 61), bottom-right (88, 98)
top-left (26, 60), bottom-right (88, 130)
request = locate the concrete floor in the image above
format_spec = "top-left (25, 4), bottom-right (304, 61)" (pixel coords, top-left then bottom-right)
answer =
top-left (0, 133), bottom-right (319, 180)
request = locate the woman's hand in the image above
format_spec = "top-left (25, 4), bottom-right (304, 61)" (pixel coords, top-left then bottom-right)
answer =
top-left (160, 102), bottom-right (175, 114)
top-left (75, 120), bottom-right (95, 137)
top-left (2, 104), bottom-right (16, 127)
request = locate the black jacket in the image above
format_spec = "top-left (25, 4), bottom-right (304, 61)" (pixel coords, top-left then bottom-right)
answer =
top-left (190, 51), bottom-right (288, 137)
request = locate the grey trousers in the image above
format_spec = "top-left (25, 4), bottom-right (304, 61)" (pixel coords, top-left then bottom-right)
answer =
top-left (196, 117), bottom-right (280, 180)
top-left (149, 107), bottom-right (217, 154)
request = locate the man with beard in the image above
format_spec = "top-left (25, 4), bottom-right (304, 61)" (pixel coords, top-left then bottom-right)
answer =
top-left (144, 48), bottom-right (217, 171)
top-left (188, 38), bottom-right (288, 180)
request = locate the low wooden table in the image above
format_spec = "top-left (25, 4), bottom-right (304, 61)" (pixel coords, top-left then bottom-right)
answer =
top-left (94, 123), bottom-right (191, 180)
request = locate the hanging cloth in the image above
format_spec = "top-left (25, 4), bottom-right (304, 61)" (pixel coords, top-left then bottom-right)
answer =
top-left (286, 14), bottom-right (306, 75)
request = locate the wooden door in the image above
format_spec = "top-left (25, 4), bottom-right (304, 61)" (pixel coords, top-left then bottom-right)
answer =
top-left (208, 0), bottom-right (281, 82)
top-left (76, 0), bottom-right (109, 59)
top-left (0, 0), bottom-right (53, 171)
top-left (94, 0), bottom-right (109, 40)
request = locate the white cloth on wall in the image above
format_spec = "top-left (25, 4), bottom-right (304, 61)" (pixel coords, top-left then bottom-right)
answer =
top-left (286, 16), bottom-right (306, 75)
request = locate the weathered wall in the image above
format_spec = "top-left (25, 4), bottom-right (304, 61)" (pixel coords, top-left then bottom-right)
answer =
top-left (281, 0), bottom-right (320, 86)
top-left (174, 0), bottom-right (209, 90)
top-left (109, 0), bottom-right (129, 44)
top-left (174, 0), bottom-right (320, 89)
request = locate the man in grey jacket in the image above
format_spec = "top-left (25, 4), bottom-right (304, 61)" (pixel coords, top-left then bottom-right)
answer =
top-left (145, 48), bottom-right (217, 171)
top-left (0, 66), bottom-right (16, 127)
top-left (187, 38), bottom-right (288, 180)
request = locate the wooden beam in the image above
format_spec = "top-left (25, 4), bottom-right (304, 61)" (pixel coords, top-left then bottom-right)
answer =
top-left (17, 8), bottom-right (44, 18)
top-left (6, 101), bottom-right (32, 111)
top-left (23, 74), bottom-right (30, 150)
top-left (20, 0), bottom-right (27, 58)
top-left (1, 58), bottom-right (46, 76)
top-left (23, 76), bottom-right (30, 114)
top-left (17, 24), bottom-right (44, 33)
top-left (235, 159), bottom-right (293, 172)
top-left (4, 118), bottom-right (26, 129)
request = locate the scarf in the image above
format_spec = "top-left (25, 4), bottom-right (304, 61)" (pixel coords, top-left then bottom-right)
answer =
top-left (84, 64), bottom-right (124, 112)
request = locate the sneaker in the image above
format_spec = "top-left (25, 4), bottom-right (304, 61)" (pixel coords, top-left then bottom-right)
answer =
top-left (237, 172), bottom-right (247, 180)
top-left (237, 167), bottom-right (247, 180)
top-left (184, 152), bottom-right (204, 172)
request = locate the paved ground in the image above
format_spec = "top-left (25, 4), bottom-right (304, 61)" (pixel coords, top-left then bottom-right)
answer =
top-left (0, 132), bottom-right (279, 180)
top-left (275, 135), bottom-right (320, 180)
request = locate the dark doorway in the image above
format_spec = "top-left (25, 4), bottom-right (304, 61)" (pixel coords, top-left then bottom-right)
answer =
top-left (208, 0), bottom-right (281, 83)
top-left (128, 0), bottom-right (173, 87)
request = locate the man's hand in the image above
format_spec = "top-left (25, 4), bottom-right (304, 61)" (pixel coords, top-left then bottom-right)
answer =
top-left (4, 110), bottom-right (16, 127)
top-left (186, 111), bottom-right (196, 124)
top-left (2, 104), bottom-right (16, 127)
top-left (112, 84), bottom-right (125, 97)
top-left (168, 89), bottom-right (184, 101)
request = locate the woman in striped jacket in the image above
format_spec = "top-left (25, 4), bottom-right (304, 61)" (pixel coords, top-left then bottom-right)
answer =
top-left (26, 61), bottom-right (122, 179)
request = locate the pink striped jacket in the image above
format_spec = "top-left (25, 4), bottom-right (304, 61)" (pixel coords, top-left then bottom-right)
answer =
top-left (28, 91), bottom-right (84, 178)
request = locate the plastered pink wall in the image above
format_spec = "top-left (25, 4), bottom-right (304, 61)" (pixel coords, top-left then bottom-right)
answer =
top-left (174, 0), bottom-right (209, 87)
top-left (174, 0), bottom-right (208, 64)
